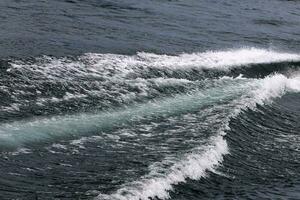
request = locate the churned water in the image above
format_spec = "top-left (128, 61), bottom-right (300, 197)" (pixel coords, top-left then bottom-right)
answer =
top-left (0, 0), bottom-right (299, 199)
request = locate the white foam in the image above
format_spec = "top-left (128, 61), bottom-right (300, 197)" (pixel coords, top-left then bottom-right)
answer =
top-left (9, 48), bottom-right (300, 80)
top-left (63, 92), bottom-right (88, 101)
top-left (70, 136), bottom-right (103, 147)
top-left (138, 48), bottom-right (300, 70)
top-left (8, 148), bottom-right (32, 156)
top-left (83, 47), bottom-right (300, 73)
top-left (287, 76), bottom-right (300, 92)
top-left (150, 78), bottom-right (192, 86)
top-left (51, 143), bottom-right (67, 150)
top-left (98, 136), bottom-right (227, 200)
top-left (0, 103), bottom-right (21, 112)
top-left (219, 74), bottom-right (246, 80)
top-left (250, 73), bottom-right (300, 106)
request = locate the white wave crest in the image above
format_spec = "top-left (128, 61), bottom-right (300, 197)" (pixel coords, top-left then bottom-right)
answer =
top-left (135, 47), bottom-right (300, 70)
top-left (98, 135), bottom-right (227, 200)
top-left (8, 48), bottom-right (300, 79)
top-left (251, 73), bottom-right (300, 106)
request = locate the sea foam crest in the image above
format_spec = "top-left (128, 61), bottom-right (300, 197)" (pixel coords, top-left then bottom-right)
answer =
top-left (98, 135), bottom-right (227, 200)
top-left (136, 47), bottom-right (300, 69)
top-left (96, 73), bottom-right (300, 200)
top-left (251, 73), bottom-right (300, 105)
top-left (84, 47), bottom-right (300, 72)
top-left (8, 48), bottom-right (300, 79)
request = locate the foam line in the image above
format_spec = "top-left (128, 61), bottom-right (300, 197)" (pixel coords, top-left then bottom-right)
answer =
top-left (8, 48), bottom-right (300, 80)
top-left (98, 135), bottom-right (228, 200)
top-left (134, 47), bottom-right (300, 70)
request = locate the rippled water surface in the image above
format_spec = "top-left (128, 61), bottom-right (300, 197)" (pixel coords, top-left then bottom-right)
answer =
top-left (0, 0), bottom-right (300, 199)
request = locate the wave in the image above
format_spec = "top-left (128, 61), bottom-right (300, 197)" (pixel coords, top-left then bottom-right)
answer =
top-left (1, 48), bottom-right (300, 119)
top-left (2, 72), bottom-right (297, 150)
top-left (0, 77), bottom-right (251, 149)
top-left (95, 73), bottom-right (300, 200)
top-left (6, 47), bottom-right (300, 79)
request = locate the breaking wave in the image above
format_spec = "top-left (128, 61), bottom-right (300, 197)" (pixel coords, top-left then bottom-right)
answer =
top-left (95, 72), bottom-right (300, 200)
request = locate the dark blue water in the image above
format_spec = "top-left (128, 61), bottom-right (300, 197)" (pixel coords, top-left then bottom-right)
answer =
top-left (0, 0), bottom-right (300, 199)
top-left (1, 0), bottom-right (300, 58)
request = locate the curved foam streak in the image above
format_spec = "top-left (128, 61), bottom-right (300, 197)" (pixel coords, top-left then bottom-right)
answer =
top-left (135, 48), bottom-right (300, 70)
top-left (98, 136), bottom-right (227, 200)
top-left (8, 48), bottom-right (300, 80)
top-left (96, 73), bottom-right (300, 200)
